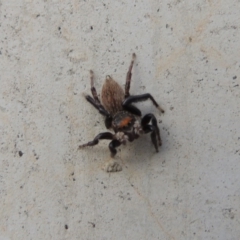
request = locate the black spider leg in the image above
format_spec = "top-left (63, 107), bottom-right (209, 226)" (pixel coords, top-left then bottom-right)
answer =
top-left (109, 140), bottom-right (121, 157)
top-left (125, 53), bottom-right (136, 98)
top-left (79, 132), bottom-right (121, 157)
top-left (141, 113), bottom-right (162, 152)
top-left (123, 93), bottom-right (165, 114)
top-left (85, 70), bottom-right (112, 128)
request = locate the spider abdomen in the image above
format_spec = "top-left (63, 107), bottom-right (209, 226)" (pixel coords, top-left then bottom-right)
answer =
top-left (101, 76), bottom-right (124, 115)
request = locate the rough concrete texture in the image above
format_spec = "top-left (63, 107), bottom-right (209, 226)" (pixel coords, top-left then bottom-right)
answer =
top-left (0, 0), bottom-right (240, 239)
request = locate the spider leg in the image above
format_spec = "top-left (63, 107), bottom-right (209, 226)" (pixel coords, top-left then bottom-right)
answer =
top-left (123, 93), bottom-right (165, 114)
top-left (79, 132), bottom-right (121, 158)
top-left (85, 71), bottom-right (112, 128)
top-left (109, 139), bottom-right (121, 157)
top-left (90, 70), bottom-right (101, 103)
top-left (85, 95), bottom-right (109, 116)
top-left (79, 132), bottom-right (122, 172)
top-left (79, 132), bottom-right (114, 148)
top-left (125, 53), bottom-right (136, 98)
top-left (141, 113), bottom-right (162, 152)
top-left (122, 104), bottom-right (142, 116)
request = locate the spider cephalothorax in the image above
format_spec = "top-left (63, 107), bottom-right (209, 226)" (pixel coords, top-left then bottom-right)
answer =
top-left (79, 53), bottom-right (164, 172)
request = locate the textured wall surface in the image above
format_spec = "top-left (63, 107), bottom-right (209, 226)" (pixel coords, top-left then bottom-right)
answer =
top-left (1, 0), bottom-right (240, 239)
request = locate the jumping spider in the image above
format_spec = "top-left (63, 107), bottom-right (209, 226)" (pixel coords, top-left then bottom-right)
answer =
top-left (79, 53), bottom-right (164, 172)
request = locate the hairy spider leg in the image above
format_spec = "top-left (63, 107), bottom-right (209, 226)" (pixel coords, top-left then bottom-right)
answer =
top-left (90, 70), bottom-right (101, 103)
top-left (141, 113), bottom-right (162, 152)
top-left (79, 132), bottom-right (121, 158)
top-left (85, 95), bottom-right (109, 116)
top-left (85, 71), bottom-right (112, 128)
top-left (125, 53), bottom-right (136, 98)
top-left (123, 93), bottom-right (165, 114)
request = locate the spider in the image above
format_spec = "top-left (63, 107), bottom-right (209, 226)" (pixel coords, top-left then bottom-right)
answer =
top-left (79, 53), bottom-right (164, 172)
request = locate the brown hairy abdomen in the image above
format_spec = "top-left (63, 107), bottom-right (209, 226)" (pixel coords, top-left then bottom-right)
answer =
top-left (101, 76), bottom-right (124, 115)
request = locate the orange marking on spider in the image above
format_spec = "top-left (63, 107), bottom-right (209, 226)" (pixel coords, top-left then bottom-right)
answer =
top-left (118, 116), bottom-right (133, 128)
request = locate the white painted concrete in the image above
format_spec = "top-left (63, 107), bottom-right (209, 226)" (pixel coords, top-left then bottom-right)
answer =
top-left (1, 0), bottom-right (240, 239)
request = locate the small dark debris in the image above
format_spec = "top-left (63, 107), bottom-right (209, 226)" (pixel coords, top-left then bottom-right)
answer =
top-left (197, 79), bottom-right (203, 82)
top-left (90, 26), bottom-right (93, 30)
top-left (36, 14), bottom-right (40, 18)
top-left (88, 222), bottom-right (95, 228)
top-left (73, 178), bottom-right (76, 181)
top-left (58, 27), bottom-right (61, 31)
top-left (18, 151), bottom-right (23, 157)
top-left (157, 8), bottom-right (160, 12)
top-left (65, 224), bottom-right (68, 230)
top-left (166, 24), bottom-right (169, 28)
top-left (233, 84), bottom-right (239, 87)
top-left (222, 208), bottom-right (235, 219)
top-left (233, 76), bottom-right (237, 80)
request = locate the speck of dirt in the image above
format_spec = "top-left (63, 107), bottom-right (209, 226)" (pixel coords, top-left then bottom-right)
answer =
top-left (233, 76), bottom-right (237, 79)
top-left (65, 224), bottom-right (68, 230)
top-left (18, 151), bottom-right (23, 157)
top-left (88, 222), bottom-right (95, 228)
